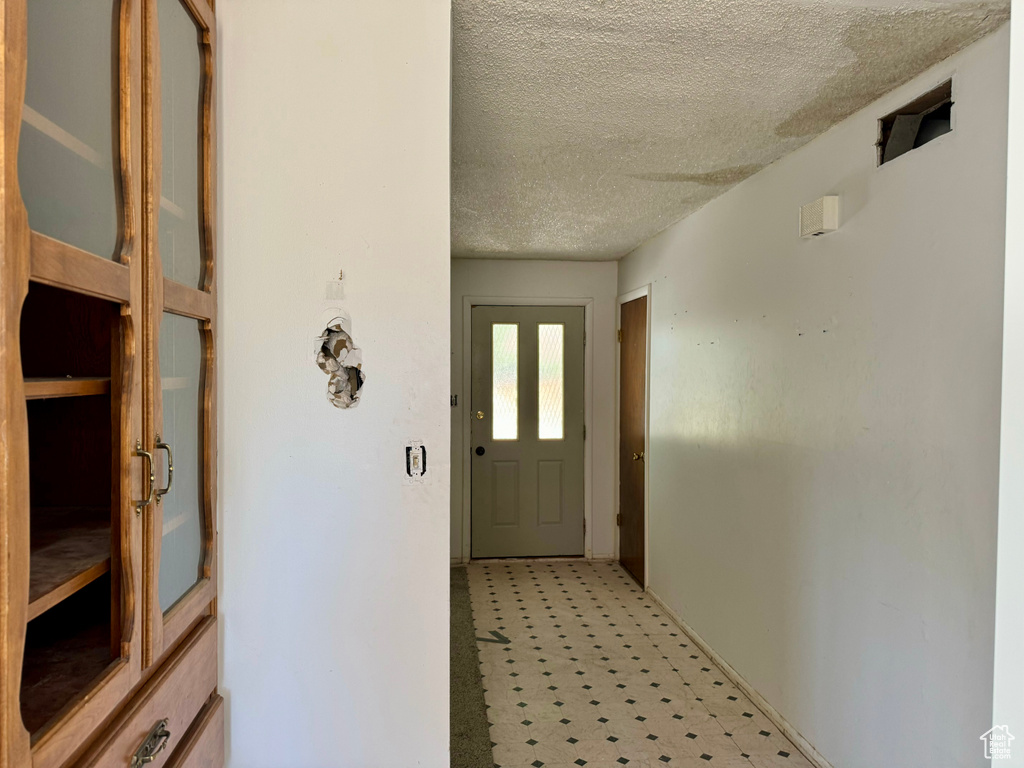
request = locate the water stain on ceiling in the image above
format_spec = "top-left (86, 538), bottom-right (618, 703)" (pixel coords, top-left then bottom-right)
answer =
top-left (451, 0), bottom-right (1009, 261)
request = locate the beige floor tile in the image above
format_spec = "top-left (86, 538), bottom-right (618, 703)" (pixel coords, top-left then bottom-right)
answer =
top-left (534, 739), bottom-right (581, 764)
top-left (698, 758), bottom-right (755, 768)
top-left (564, 718), bottom-right (611, 741)
top-left (605, 718), bottom-right (654, 740)
top-left (728, 722), bottom-right (792, 756)
top-left (597, 702), bottom-right (640, 721)
top-left (492, 741), bottom-right (538, 766)
top-left (747, 751), bottom-right (814, 768)
top-left (490, 702), bottom-right (532, 724)
top-left (713, 712), bottom-right (775, 735)
top-left (571, 738), bottom-right (622, 762)
top-left (529, 720), bottom-right (571, 741)
top-left (524, 703), bottom-right (569, 722)
top-left (487, 687), bottom-right (525, 706)
top-left (491, 722), bottom-right (533, 744)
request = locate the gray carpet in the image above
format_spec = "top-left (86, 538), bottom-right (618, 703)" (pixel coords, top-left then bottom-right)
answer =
top-left (450, 566), bottom-right (493, 768)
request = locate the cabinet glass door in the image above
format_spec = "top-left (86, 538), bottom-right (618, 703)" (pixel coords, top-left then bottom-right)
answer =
top-left (19, 0), bottom-right (120, 259)
top-left (158, 0), bottom-right (204, 289)
top-left (10, 0), bottom-right (145, 762)
top-left (157, 312), bottom-right (205, 612)
top-left (145, 0), bottom-right (215, 665)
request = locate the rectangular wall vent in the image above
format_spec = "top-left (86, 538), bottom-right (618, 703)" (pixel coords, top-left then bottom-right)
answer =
top-left (877, 79), bottom-right (953, 165)
top-left (800, 195), bottom-right (839, 238)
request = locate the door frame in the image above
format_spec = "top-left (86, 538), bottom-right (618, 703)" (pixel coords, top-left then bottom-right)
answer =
top-left (615, 285), bottom-right (652, 587)
top-left (460, 296), bottom-right (595, 562)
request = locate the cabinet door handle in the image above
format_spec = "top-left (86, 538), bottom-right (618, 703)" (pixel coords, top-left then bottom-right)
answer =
top-left (131, 718), bottom-right (170, 766)
top-left (155, 435), bottom-right (174, 503)
top-left (135, 440), bottom-right (155, 516)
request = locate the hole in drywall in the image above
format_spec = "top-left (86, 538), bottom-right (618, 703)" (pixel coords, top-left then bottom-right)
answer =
top-left (877, 80), bottom-right (952, 166)
top-left (315, 320), bottom-right (365, 409)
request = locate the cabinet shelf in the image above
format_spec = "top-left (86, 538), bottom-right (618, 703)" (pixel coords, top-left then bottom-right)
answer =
top-left (22, 104), bottom-right (106, 169)
top-left (163, 513), bottom-right (187, 536)
top-left (29, 508), bottom-right (111, 622)
top-left (162, 376), bottom-right (193, 391)
top-left (24, 377), bottom-right (111, 400)
top-left (160, 195), bottom-right (188, 221)
top-left (20, 608), bottom-right (113, 736)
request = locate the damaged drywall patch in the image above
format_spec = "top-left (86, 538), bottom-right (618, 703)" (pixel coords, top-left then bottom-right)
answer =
top-left (315, 320), bottom-right (365, 408)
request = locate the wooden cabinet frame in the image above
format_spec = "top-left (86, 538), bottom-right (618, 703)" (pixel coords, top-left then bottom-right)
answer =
top-left (0, 0), bottom-right (218, 764)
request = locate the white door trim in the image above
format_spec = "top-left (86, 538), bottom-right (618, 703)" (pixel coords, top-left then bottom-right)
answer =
top-left (615, 285), bottom-right (652, 587)
top-left (461, 295), bottom-right (596, 562)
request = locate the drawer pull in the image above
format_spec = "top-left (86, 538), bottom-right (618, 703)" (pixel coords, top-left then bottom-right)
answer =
top-left (131, 719), bottom-right (171, 767)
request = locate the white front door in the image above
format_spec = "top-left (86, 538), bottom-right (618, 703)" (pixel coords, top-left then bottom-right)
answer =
top-left (470, 305), bottom-right (585, 558)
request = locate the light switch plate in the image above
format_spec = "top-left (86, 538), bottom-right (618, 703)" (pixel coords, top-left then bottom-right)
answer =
top-left (405, 441), bottom-right (426, 484)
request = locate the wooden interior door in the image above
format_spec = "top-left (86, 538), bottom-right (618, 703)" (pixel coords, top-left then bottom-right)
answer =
top-left (143, 0), bottom-right (217, 667)
top-left (618, 296), bottom-right (647, 585)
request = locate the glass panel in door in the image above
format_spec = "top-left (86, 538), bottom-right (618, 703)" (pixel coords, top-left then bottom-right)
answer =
top-left (538, 324), bottom-right (565, 440)
top-left (19, 0), bottom-right (120, 258)
top-left (158, 312), bottom-right (205, 612)
top-left (492, 324), bottom-right (518, 440)
top-left (158, 0), bottom-right (204, 288)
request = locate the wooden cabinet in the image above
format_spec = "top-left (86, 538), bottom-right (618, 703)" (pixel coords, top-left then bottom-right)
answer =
top-left (0, 1), bottom-right (219, 766)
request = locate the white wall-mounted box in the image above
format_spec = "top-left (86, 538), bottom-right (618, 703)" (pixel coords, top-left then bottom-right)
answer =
top-left (800, 195), bottom-right (839, 237)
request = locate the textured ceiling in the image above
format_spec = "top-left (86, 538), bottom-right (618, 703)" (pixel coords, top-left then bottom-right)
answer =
top-left (451, 0), bottom-right (1009, 260)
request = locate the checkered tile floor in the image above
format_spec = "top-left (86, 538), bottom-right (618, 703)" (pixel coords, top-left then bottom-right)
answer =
top-left (469, 560), bottom-right (814, 768)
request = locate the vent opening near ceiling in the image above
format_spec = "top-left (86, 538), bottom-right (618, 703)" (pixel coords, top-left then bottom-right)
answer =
top-left (877, 79), bottom-right (953, 166)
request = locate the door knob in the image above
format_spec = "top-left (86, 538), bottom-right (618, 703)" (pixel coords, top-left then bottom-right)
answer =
top-left (475, 446), bottom-right (486, 456)
top-left (632, 451), bottom-right (644, 461)
top-left (475, 411), bottom-right (485, 420)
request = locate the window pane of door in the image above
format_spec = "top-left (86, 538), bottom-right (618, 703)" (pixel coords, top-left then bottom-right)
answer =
top-left (158, 312), bottom-right (205, 612)
top-left (492, 324), bottom-right (518, 440)
top-left (20, 0), bottom-right (119, 258)
top-left (538, 324), bottom-right (565, 440)
top-left (158, 0), bottom-right (204, 288)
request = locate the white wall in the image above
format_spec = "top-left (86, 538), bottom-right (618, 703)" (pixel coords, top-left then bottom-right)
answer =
top-left (618, 28), bottom-right (1008, 768)
top-left (217, 2), bottom-right (451, 767)
top-left (993, 2), bottom-right (1024, 760)
top-left (451, 259), bottom-right (618, 561)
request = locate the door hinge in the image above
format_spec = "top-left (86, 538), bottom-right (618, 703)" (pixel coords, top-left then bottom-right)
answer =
top-left (584, 330), bottom-right (587, 347)
top-left (582, 424), bottom-right (586, 440)
top-left (616, 513), bottom-right (622, 526)
top-left (617, 329), bottom-right (623, 343)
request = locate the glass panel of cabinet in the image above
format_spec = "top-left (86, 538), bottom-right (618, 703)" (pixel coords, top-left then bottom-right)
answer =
top-left (157, 312), bottom-right (206, 614)
top-left (158, 0), bottom-right (204, 289)
top-left (20, 0), bottom-right (120, 260)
